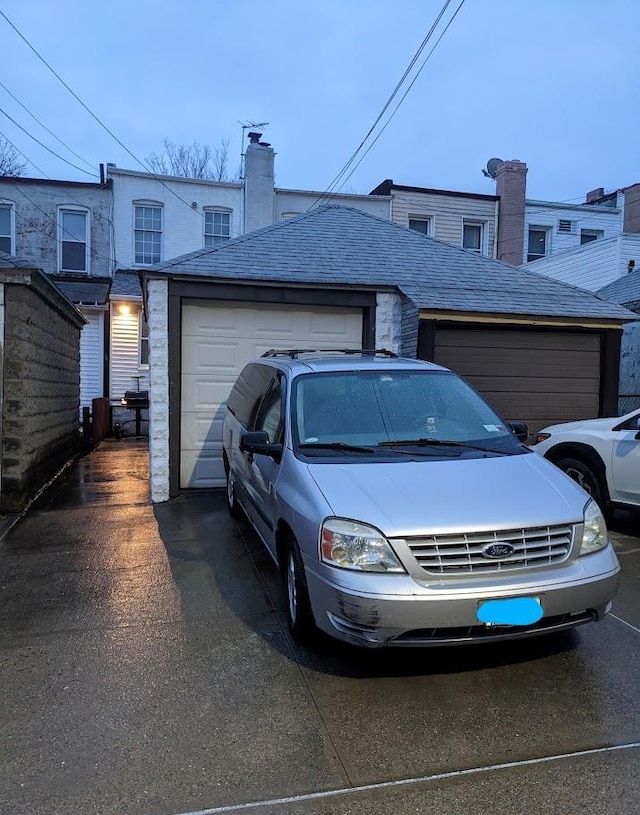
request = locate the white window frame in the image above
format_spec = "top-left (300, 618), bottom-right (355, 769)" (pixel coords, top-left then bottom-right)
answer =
top-left (462, 220), bottom-right (487, 254)
top-left (527, 225), bottom-right (551, 262)
top-left (581, 229), bottom-right (604, 245)
top-left (133, 201), bottom-right (163, 265)
top-left (58, 206), bottom-right (90, 273)
top-left (0, 201), bottom-right (15, 256)
top-left (408, 215), bottom-right (432, 237)
top-left (203, 207), bottom-right (232, 247)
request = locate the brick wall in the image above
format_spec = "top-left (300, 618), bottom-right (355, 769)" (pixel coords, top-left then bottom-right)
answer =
top-left (2, 281), bottom-right (82, 512)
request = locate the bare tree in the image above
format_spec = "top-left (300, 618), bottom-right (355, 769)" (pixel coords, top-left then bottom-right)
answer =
top-left (0, 137), bottom-right (27, 177)
top-left (146, 138), bottom-right (236, 181)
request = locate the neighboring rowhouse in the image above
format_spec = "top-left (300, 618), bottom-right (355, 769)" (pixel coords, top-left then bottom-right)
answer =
top-left (140, 206), bottom-right (635, 502)
top-left (371, 163), bottom-right (628, 267)
top-left (0, 253), bottom-right (85, 512)
top-left (0, 175), bottom-right (113, 413)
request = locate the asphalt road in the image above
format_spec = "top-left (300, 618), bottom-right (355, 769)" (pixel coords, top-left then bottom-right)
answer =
top-left (1, 440), bottom-right (639, 815)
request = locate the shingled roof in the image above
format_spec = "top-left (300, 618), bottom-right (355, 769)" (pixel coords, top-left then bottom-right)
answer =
top-left (146, 206), bottom-right (635, 322)
top-left (598, 267), bottom-right (640, 311)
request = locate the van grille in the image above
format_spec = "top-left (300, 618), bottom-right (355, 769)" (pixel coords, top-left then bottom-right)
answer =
top-left (403, 525), bottom-right (574, 574)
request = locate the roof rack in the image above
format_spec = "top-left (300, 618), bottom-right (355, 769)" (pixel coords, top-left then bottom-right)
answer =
top-left (261, 348), bottom-right (398, 360)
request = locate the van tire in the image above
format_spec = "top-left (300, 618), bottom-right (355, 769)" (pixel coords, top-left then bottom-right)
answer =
top-left (284, 536), bottom-right (316, 643)
top-left (225, 467), bottom-right (243, 520)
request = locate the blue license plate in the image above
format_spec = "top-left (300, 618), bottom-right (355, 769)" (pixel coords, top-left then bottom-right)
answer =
top-left (477, 597), bottom-right (543, 626)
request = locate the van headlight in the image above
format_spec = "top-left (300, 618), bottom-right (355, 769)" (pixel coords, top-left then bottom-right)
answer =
top-left (320, 518), bottom-right (404, 572)
top-left (580, 500), bottom-right (608, 555)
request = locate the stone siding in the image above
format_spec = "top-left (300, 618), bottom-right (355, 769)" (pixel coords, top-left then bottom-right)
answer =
top-left (147, 278), bottom-right (170, 502)
top-left (375, 292), bottom-right (402, 355)
top-left (2, 282), bottom-right (81, 512)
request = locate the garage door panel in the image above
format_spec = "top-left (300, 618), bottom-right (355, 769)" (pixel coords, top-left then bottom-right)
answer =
top-left (468, 376), bottom-right (602, 394)
top-left (181, 302), bottom-right (363, 489)
top-left (433, 326), bottom-right (601, 435)
top-left (436, 329), bottom-right (601, 352)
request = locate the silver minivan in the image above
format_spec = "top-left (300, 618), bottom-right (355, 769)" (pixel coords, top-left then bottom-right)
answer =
top-left (222, 350), bottom-right (620, 648)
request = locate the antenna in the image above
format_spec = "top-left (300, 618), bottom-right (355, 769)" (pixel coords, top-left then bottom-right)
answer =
top-left (238, 120), bottom-right (269, 178)
top-left (482, 157), bottom-right (503, 179)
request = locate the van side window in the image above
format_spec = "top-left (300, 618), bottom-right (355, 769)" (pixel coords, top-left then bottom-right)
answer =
top-left (226, 364), bottom-right (274, 428)
top-left (255, 376), bottom-right (284, 444)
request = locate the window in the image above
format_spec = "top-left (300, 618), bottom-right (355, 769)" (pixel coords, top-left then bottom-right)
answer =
top-left (581, 229), bottom-right (603, 245)
top-left (134, 204), bottom-right (162, 264)
top-left (255, 377), bottom-right (284, 444)
top-left (0, 204), bottom-right (13, 254)
top-left (408, 218), bottom-right (431, 236)
top-left (226, 363), bottom-right (276, 429)
top-left (59, 209), bottom-right (88, 272)
top-left (527, 227), bottom-right (550, 262)
top-left (140, 313), bottom-right (149, 366)
top-left (463, 221), bottom-right (484, 253)
top-left (204, 209), bottom-right (231, 247)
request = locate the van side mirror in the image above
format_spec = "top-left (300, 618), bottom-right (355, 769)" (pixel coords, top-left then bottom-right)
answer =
top-left (240, 431), bottom-right (283, 460)
top-left (508, 421), bottom-right (529, 443)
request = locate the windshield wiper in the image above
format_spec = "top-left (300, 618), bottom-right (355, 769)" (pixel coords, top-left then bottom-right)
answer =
top-left (298, 442), bottom-right (377, 453)
top-left (378, 438), bottom-right (511, 455)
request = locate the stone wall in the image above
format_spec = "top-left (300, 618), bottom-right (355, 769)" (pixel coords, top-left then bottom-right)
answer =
top-left (2, 277), bottom-right (83, 512)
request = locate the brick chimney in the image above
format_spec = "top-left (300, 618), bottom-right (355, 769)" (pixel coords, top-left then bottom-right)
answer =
top-left (585, 187), bottom-right (605, 203)
top-left (243, 132), bottom-right (275, 233)
top-left (496, 160), bottom-right (527, 265)
top-left (623, 183), bottom-right (640, 233)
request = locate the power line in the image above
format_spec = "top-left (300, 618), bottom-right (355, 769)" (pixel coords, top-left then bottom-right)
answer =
top-left (325, 0), bottom-right (468, 198)
top-left (313, 0), bottom-right (454, 206)
top-left (0, 106), bottom-right (99, 178)
top-left (0, 78), bottom-right (96, 172)
top-left (0, 9), bottom-right (208, 221)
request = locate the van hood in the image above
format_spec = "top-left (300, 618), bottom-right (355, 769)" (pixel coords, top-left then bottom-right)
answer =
top-left (307, 452), bottom-right (588, 537)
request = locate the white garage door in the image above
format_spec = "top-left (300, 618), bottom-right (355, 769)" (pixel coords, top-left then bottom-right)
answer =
top-left (180, 301), bottom-right (363, 488)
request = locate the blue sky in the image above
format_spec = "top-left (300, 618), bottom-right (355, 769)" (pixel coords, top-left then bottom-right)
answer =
top-left (1, 0), bottom-right (638, 202)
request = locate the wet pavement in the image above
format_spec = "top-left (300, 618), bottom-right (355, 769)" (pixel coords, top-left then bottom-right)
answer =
top-left (1, 439), bottom-right (639, 815)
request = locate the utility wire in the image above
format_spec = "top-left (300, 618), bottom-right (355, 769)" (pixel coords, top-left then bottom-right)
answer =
top-left (0, 9), bottom-right (207, 220)
top-left (324, 0), bottom-right (467, 199)
top-left (0, 106), bottom-right (99, 178)
top-left (313, 0), bottom-right (454, 207)
top-left (0, 78), bottom-right (96, 172)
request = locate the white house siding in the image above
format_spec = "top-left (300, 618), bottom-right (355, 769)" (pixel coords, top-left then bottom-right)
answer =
top-left (524, 201), bottom-right (622, 261)
top-left (110, 302), bottom-right (149, 400)
top-left (525, 236), bottom-right (622, 291)
top-left (388, 190), bottom-right (498, 257)
top-left (147, 279), bottom-right (170, 503)
top-left (275, 189), bottom-right (391, 221)
top-left (109, 168), bottom-right (243, 268)
top-left (79, 310), bottom-right (104, 408)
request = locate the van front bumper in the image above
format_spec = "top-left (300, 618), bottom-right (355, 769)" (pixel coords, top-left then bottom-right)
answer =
top-left (303, 546), bottom-right (621, 647)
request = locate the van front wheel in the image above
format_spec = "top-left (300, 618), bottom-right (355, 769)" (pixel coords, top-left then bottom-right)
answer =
top-left (284, 537), bottom-right (315, 643)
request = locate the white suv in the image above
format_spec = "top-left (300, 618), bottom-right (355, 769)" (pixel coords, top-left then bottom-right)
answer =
top-left (531, 409), bottom-right (640, 512)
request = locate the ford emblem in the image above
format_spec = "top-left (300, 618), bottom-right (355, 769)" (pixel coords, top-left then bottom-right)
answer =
top-left (482, 543), bottom-right (515, 559)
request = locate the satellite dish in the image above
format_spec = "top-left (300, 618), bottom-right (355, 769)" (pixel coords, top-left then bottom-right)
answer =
top-left (482, 157), bottom-right (504, 179)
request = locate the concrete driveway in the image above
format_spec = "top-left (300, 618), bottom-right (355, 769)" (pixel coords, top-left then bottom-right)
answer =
top-left (1, 440), bottom-right (639, 815)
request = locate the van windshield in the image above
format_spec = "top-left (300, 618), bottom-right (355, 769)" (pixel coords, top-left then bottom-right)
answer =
top-left (293, 370), bottom-right (521, 454)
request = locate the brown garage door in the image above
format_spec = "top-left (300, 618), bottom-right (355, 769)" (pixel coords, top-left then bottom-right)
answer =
top-left (433, 326), bottom-right (601, 434)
